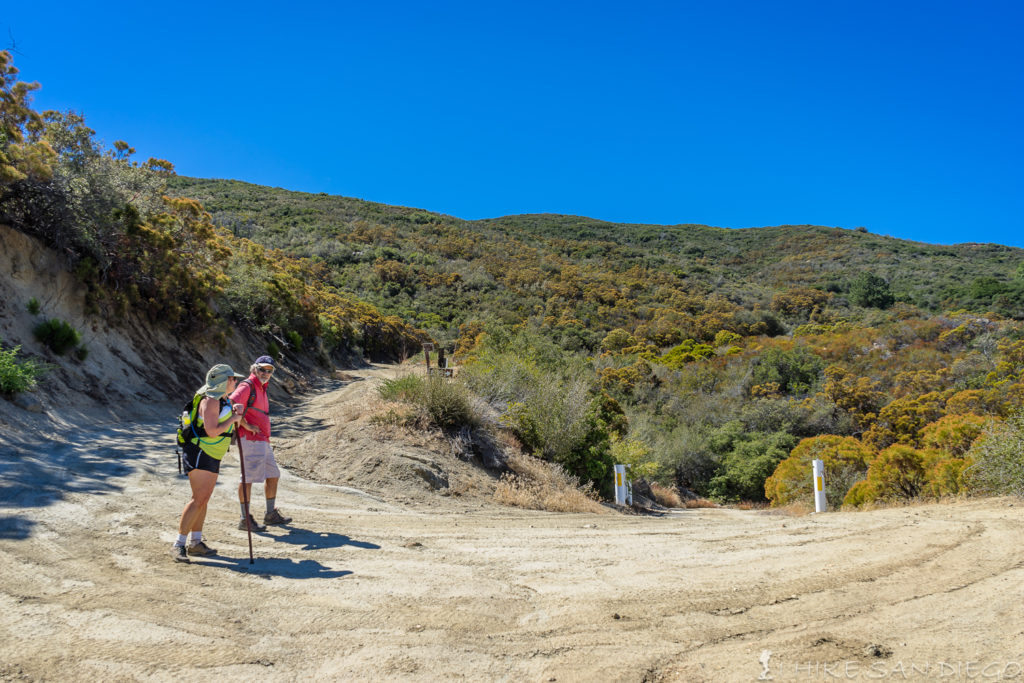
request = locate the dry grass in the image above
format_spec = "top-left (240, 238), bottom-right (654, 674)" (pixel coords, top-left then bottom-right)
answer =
top-left (649, 482), bottom-right (683, 508)
top-left (682, 497), bottom-right (718, 509)
top-left (494, 452), bottom-right (606, 514)
top-left (438, 472), bottom-right (492, 498)
top-left (842, 495), bottom-right (969, 512)
top-left (494, 429), bottom-right (524, 452)
top-left (369, 403), bottom-right (427, 432)
top-left (764, 500), bottom-right (814, 516)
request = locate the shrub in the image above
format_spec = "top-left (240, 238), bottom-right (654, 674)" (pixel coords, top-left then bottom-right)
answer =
top-left (658, 339), bottom-right (714, 369)
top-left (865, 445), bottom-right (927, 500)
top-left (601, 328), bottom-right (636, 353)
top-left (461, 328), bottom-right (620, 493)
top-left (26, 297), bottom-right (40, 315)
top-left (286, 329), bottom-right (303, 351)
top-left (649, 423), bottom-right (719, 495)
top-left (770, 287), bottom-right (831, 318)
top-left (920, 414), bottom-right (993, 457)
top-left (923, 455), bottom-right (970, 498)
top-left (862, 392), bottom-right (947, 451)
top-left (964, 412), bottom-right (1024, 497)
top-left (597, 359), bottom-right (660, 403)
top-left (32, 318), bottom-right (81, 355)
top-left (378, 374), bottom-right (423, 402)
top-left (847, 448), bottom-right (971, 506)
top-left (842, 480), bottom-right (875, 507)
top-left (378, 373), bottom-right (481, 431)
top-left (765, 435), bottom-right (872, 507)
top-left (649, 482), bottom-right (683, 508)
top-left (709, 449), bottom-right (793, 503)
top-left (502, 376), bottom-right (602, 463)
top-left (609, 435), bottom-right (658, 481)
top-left (750, 346), bottom-right (825, 396)
top-left (0, 345), bottom-right (49, 394)
top-left (266, 340), bottom-right (281, 360)
top-left (493, 452), bottom-right (605, 513)
top-left (706, 422), bottom-right (797, 502)
top-left (418, 376), bottom-right (481, 430)
top-left (369, 405), bottom-right (418, 428)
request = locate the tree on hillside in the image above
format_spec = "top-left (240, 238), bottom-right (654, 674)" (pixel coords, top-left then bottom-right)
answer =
top-left (750, 346), bottom-right (825, 396)
top-left (849, 272), bottom-right (894, 309)
top-left (0, 50), bottom-right (56, 184)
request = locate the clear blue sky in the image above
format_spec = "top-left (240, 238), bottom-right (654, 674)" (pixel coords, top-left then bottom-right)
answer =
top-left (4, 1), bottom-right (1022, 247)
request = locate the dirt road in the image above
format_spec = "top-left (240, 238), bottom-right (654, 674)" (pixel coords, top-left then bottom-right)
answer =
top-left (2, 365), bottom-right (1023, 681)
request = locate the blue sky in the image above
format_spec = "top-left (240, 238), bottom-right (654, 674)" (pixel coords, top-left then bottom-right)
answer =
top-left (4, 1), bottom-right (1022, 247)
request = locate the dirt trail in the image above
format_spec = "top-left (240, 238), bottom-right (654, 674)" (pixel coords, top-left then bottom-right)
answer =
top-left (2, 364), bottom-right (1023, 682)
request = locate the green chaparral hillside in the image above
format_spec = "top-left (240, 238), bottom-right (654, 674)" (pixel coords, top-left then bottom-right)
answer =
top-left (166, 176), bottom-right (1024, 334)
top-left (3, 47), bottom-right (1023, 507)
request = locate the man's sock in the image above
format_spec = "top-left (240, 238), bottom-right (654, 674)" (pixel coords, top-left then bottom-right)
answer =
top-left (190, 531), bottom-right (202, 544)
top-left (175, 534), bottom-right (187, 547)
top-left (266, 498), bottom-right (276, 515)
top-left (240, 503), bottom-right (248, 519)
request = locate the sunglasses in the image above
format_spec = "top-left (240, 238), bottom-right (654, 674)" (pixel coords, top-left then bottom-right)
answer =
top-left (257, 367), bottom-right (274, 374)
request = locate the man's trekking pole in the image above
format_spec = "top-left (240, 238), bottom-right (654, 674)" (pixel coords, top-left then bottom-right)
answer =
top-left (236, 432), bottom-right (255, 565)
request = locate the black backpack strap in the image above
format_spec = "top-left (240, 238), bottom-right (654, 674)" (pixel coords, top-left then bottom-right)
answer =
top-left (239, 378), bottom-right (269, 416)
top-left (240, 379), bottom-right (256, 408)
top-left (188, 394), bottom-right (208, 441)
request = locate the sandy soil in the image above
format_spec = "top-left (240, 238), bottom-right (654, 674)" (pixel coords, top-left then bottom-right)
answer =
top-left (2, 364), bottom-right (1024, 682)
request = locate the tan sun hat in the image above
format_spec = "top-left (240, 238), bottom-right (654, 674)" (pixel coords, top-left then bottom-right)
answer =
top-left (196, 364), bottom-right (246, 398)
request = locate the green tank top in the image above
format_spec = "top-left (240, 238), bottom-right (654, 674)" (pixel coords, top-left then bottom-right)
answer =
top-left (196, 397), bottom-right (235, 460)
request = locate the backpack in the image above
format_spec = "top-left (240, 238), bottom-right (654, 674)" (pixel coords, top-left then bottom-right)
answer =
top-left (237, 378), bottom-right (269, 418)
top-left (175, 394), bottom-right (207, 474)
top-left (239, 378), bottom-right (257, 411)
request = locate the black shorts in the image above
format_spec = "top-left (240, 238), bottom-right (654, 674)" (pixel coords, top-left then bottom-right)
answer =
top-left (183, 448), bottom-right (222, 475)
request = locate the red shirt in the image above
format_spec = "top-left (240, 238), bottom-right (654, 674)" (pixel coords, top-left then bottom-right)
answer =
top-left (228, 373), bottom-right (271, 442)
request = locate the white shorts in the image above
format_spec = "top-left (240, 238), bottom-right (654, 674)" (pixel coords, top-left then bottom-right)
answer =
top-left (237, 438), bottom-right (281, 484)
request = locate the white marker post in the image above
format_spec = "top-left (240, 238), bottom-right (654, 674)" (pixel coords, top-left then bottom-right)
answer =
top-left (812, 459), bottom-right (827, 513)
top-left (614, 464), bottom-right (632, 505)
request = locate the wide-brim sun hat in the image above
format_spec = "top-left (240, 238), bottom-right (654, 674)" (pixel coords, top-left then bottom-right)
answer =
top-left (197, 363), bottom-right (246, 398)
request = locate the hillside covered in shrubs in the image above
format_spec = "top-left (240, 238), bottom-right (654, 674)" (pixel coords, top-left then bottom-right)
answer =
top-left (3, 49), bottom-right (1024, 508)
top-left (164, 175), bottom-right (1024, 507)
top-left (0, 51), bottom-right (425, 371)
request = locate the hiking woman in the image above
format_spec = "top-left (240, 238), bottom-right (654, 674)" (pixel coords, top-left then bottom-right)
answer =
top-left (172, 364), bottom-right (246, 563)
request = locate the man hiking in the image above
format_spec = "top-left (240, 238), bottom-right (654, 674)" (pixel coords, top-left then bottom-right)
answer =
top-left (229, 355), bottom-right (292, 530)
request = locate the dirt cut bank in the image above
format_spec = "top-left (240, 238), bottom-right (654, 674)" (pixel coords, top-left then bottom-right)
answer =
top-left (2, 364), bottom-right (1023, 682)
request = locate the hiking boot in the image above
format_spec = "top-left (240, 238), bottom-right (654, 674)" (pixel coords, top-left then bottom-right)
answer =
top-left (172, 544), bottom-right (190, 563)
top-left (238, 514), bottom-right (267, 531)
top-left (186, 540), bottom-right (217, 556)
top-left (264, 508), bottom-right (292, 525)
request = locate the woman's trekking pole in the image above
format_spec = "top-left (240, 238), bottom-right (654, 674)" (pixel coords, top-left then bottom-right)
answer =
top-left (236, 434), bottom-right (255, 565)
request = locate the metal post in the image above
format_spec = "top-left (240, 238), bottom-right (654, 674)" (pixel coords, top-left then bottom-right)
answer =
top-left (812, 459), bottom-right (827, 513)
top-left (614, 464), bottom-right (631, 505)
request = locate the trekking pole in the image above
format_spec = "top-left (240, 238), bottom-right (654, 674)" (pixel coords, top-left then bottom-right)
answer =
top-left (236, 432), bottom-right (255, 565)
